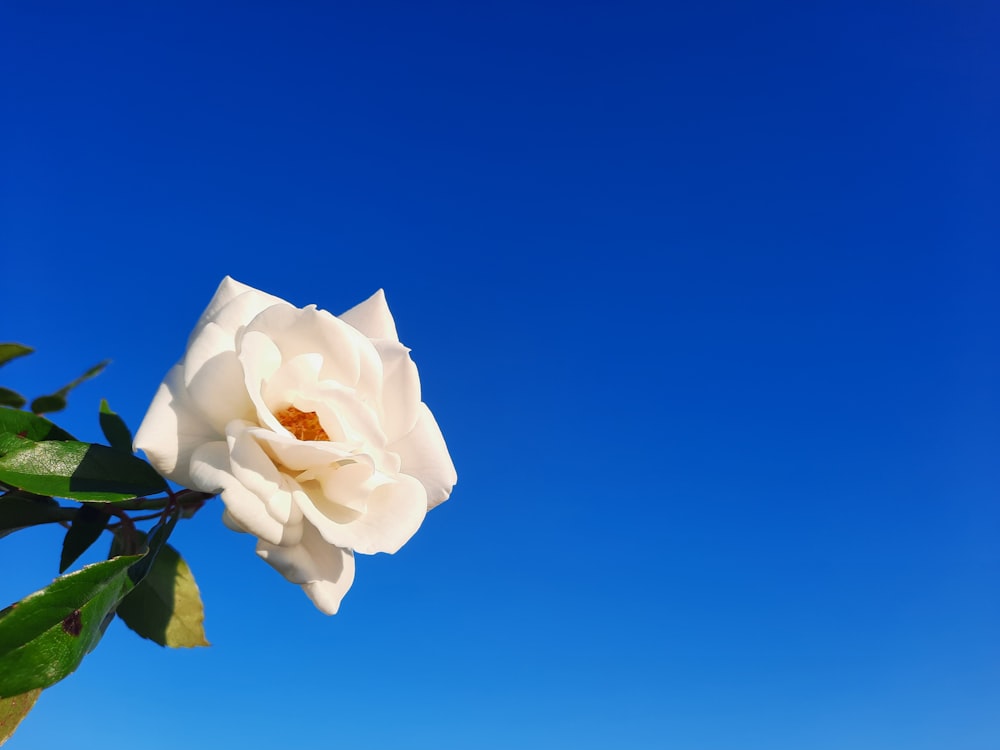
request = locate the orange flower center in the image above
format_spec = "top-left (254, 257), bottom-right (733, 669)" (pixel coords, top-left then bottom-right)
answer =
top-left (275, 406), bottom-right (330, 442)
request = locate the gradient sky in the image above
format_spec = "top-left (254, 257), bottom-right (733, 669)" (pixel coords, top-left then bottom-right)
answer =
top-left (2, 2), bottom-right (998, 748)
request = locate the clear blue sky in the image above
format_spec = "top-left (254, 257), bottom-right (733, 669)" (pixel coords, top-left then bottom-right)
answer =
top-left (2, 1), bottom-right (998, 748)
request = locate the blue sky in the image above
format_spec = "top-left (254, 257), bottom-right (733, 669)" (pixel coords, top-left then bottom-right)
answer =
top-left (2, 1), bottom-right (998, 748)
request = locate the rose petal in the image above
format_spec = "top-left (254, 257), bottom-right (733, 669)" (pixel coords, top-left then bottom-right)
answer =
top-left (341, 472), bottom-right (427, 554)
top-left (227, 424), bottom-right (304, 529)
top-left (134, 365), bottom-right (220, 489)
top-left (188, 440), bottom-right (297, 546)
top-left (298, 462), bottom-right (372, 523)
top-left (256, 523), bottom-right (356, 615)
top-left (238, 330), bottom-right (286, 433)
top-left (221, 508), bottom-right (248, 533)
top-left (244, 303), bottom-right (379, 392)
top-left (188, 276), bottom-right (286, 346)
top-left (296, 465), bottom-right (427, 554)
top-left (391, 403), bottom-right (457, 509)
top-left (250, 426), bottom-right (357, 471)
top-left (372, 339), bottom-right (421, 441)
top-left (261, 352), bottom-right (324, 412)
top-left (301, 385), bottom-right (385, 450)
top-left (184, 322), bottom-right (255, 433)
top-left (339, 289), bottom-right (399, 342)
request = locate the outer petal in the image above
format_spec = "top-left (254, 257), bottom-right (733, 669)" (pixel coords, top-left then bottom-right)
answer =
top-left (188, 276), bottom-right (286, 345)
top-left (256, 523), bottom-right (356, 614)
top-left (134, 365), bottom-right (220, 488)
top-left (338, 289), bottom-right (399, 342)
top-left (372, 339), bottom-right (421, 441)
top-left (391, 403), bottom-right (457, 509)
top-left (184, 322), bottom-right (255, 433)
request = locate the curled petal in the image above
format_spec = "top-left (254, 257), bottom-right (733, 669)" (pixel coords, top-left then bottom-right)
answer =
top-left (341, 472), bottom-right (427, 554)
top-left (189, 440), bottom-right (297, 546)
top-left (256, 524), bottom-right (356, 615)
top-left (296, 465), bottom-right (427, 554)
top-left (226, 424), bottom-right (303, 529)
top-left (392, 403), bottom-right (457, 509)
top-left (251, 427), bottom-right (357, 471)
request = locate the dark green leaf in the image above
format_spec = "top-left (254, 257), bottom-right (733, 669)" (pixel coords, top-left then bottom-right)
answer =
top-left (116, 533), bottom-right (208, 648)
top-left (0, 492), bottom-right (75, 538)
top-left (0, 345), bottom-right (33, 369)
top-left (59, 506), bottom-right (110, 573)
top-left (112, 511), bottom-right (179, 585)
top-left (98, 400), bottom-right (132, 453)
top-left (0, 441), bottom-right (167, 502)
top-left (0, 409), bottom-right (74, 443)
top-left (0, 688), bottom-right (41, 745)
top-left (0, 389), bottom-right (25, 410)
top-left (0, 555), bottom-right (142, 697)
top-left (28, 395), bottom-right (66, 415)
top-left (76, 360), bottom-right (109, 382)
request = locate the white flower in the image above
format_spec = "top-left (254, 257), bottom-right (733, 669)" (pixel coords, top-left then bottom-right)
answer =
top-left (134, 277), bottom-right (457, 614)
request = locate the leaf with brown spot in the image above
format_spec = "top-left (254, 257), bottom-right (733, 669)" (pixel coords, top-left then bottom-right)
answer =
top-left (0, 555), bottom-right (142, 697)
top-left (60, 611), bottom-right (82, 637)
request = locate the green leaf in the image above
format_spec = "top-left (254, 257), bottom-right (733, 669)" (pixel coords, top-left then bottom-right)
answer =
top-left (98, 400), bottom-right (132, 453)
top-left (0, 408), bottom-right (74, 443)
top-left (0, 555), bottom-right (142, 697)
top-left (0, 688), bottom-right (41, 746)
top-left (0, 390), bottom-right (25, 410)
top-left (30, 360), bottom-right (109, 415)
top-left (75, 360), bottom-right (110, 383)
top-left (0, 345), bottom-right (33, 369)
top-left (115, 532), bottom-right (209, 648)
top-left (28, 395), bottom-right (66, 415)
top-left (0, 441), bottom-right (167, 502)
top-left (59, 506), bottom-right (110, 573)
top-left (0, 491), bottom-right (75, 538)
top-left (111, 511), bottom-right (179, 585)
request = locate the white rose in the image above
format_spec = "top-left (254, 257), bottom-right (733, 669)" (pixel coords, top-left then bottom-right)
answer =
top-left (134, 277), bottom-right (457, 614)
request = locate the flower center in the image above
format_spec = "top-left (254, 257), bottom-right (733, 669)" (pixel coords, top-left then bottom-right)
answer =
top-left (275, 406), bottom-right (330, 442)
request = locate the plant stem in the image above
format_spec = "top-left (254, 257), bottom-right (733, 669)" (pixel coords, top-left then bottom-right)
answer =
top-left (112, 490), bottom-right (216, 511)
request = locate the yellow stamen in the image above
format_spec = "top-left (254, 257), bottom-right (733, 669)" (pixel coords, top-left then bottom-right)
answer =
top-left (275, 406), bottom-right (330, 442)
